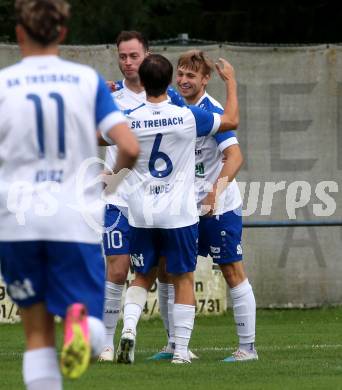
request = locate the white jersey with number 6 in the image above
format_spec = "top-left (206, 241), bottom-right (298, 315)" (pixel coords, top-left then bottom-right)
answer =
top-left (0, 55), bottom-right (126, 243)
top-left (124, 100), bottom-right (221, 228)
top-left (105, 80), bottom-right (185, 211)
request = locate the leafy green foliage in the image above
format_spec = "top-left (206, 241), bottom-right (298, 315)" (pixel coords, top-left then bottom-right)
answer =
top-left (0, 0), bottom-right (341, 44)
top-left (0, 0), bottom-right (15, 42)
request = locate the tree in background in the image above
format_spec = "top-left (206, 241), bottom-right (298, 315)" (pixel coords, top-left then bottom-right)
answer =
top-left (0, 0), bottom-right (15, 42)
top-left (0, 0), bottom-right (341, 44)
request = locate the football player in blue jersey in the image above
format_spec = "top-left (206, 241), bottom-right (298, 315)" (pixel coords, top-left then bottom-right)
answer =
top-left (176, 50), bottom-right (257, 362)
top-left (99, 31), bottom-right (184, 361)
top-left (0, 1), bottom-right (139, 388)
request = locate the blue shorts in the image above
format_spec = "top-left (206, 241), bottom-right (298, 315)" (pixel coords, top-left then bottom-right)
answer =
top-left (102, 205), bottom-right (130, 256)
top-left (198, 208), bottom-right (243, 264)
top-left (129, 224), bottom-right (198, 275)
top-left (0, 241), bottom-right (105, 319)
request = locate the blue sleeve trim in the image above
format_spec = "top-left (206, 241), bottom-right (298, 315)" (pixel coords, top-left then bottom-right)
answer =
top-left (214, 130), bottom-right (237, 145)
top-left (198, 97), bottom-right (223, 114)
top-left (167, 86), bottom-right (186, 107)
top-left (189, 105), bottom-right (215, 137)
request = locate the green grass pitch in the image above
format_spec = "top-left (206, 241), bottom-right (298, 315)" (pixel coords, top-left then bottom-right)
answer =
top-left (1, 308), bottom-right (342, 389)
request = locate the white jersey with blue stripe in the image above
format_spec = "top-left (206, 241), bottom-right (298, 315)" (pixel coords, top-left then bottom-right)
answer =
top-left (105, 80), bottom-right (185, 209)
top-left (124, 99), bottom-right (221, 228)
top-left (0, 55), bottom-right (126, 243)
top-left (195, 92), bottom-right (242, 215)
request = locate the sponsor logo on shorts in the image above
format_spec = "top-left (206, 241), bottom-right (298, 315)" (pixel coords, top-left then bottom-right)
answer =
top-left (210, 246), bottom-right (221, 254)
top-left (130, 253), bottom-right (144, 267)
top-left (237, 244), bottom-right (243, 255)
top-left (8, 279), bottom-right (35, 300)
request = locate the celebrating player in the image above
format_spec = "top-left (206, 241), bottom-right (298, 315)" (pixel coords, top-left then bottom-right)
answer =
top-left (0, 1), bottom-right (139, 389)
top-left (176, 50), bottom-right (257, 362)
top-left (99, 31), bottom-right (183, 362)
top-left (116, 53), bottom-right (239, 364)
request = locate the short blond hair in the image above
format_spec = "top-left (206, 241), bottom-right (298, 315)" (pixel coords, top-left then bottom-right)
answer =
top-left (177, 50), bottom-right (214, 76)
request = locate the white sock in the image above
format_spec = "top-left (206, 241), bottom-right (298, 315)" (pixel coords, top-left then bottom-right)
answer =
top-left (123, 286), bottom-right (148, 333)
top-left (173, 303), bottom-right (195, 358)
top-left (103, 281), bottom-right (124, 348)
top-left (26, 379), bottom-right (61, 390)
top-left (158, 281), bottom-right (169, 340)
top-left (88, 316), bottom-right (105, 357)
top-left (23, 347), bottom-right (61, 390)
top-left (230, 278), bottom-right (256, 350)
top-left (167, 284), bottom-right (175, 347)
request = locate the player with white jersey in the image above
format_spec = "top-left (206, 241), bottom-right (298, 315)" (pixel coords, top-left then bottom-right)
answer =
top-left (116, 53), bottom-right (239, 364)
top-left (176, 50), bottom-right (257, 362)
top-left (0, 1), bottom-right (139, 389)
top-left (99, 31), bottom-right (184, 362)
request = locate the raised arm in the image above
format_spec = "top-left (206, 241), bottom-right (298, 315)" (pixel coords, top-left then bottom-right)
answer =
top-left (216, 58), bottom-right (239, 131)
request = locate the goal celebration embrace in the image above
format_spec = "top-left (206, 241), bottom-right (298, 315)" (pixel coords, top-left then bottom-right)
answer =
top-left (1, 1), bottom-right (341, 390)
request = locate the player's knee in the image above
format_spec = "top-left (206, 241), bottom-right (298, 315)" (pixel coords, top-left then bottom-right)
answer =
top-left (173, 272), bottom-right (194, 285)
top-left (106, 255), bottom-right (130, 283)
top-left (107, 268), bottom-right (128, 284)
top-left (133, 270), bottom-right (157, 290)
top-left (172, 275), bottom-right (193, 294)
top-left (221, 262), bottom-right (246, 288)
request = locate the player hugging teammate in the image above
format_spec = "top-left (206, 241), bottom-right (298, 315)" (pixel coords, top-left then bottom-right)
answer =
top-left (100, 32), bottom-right (256, 364)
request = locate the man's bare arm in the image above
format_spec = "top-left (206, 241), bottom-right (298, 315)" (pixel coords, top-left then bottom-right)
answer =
top-left (201, 144), bottom-right (243, 216)
top-left (106, 122), bottom-right (140, 172)
top-left (216, 58), bottom-right (239, 131)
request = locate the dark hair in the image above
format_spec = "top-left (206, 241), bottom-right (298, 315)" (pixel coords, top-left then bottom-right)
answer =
top-left (177, 50), bottom-right (214, 76)
top-left (15, 0), bottom-right (70, 46)
top-left (116, 30), bottom-right (149, 52)
top-left (138, 54), bottom-right (173, 97)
